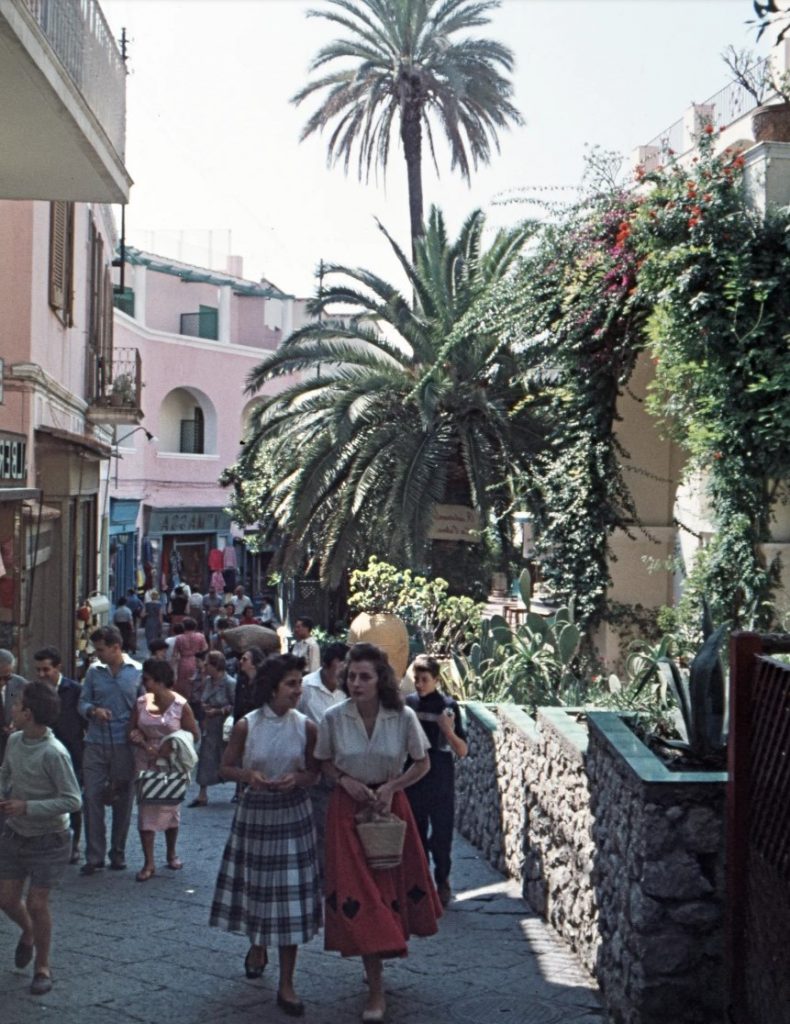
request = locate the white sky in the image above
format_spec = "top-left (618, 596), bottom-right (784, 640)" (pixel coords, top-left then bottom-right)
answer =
top-left (101, 0), bottom-right (767, 297)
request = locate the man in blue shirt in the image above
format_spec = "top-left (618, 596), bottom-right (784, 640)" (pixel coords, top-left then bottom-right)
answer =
top-left (78, 626), bottom-right (143, 875)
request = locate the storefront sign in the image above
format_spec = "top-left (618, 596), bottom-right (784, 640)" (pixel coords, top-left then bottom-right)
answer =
top-left (0, 431), bottom-right (27, 484)
top-left (428, 504), bottom-right (481, 544)
top-left (148, 509), bottom-right (230, 535)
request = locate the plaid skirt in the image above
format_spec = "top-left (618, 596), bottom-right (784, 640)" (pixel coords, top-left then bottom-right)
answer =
top-left (209, 788), bottom-right (321, 946)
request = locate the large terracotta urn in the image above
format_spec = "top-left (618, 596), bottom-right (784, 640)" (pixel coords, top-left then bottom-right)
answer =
top-left (348, 612), bottom-right (410, 680)
top-left (752, 102), bottom-right (790, 143)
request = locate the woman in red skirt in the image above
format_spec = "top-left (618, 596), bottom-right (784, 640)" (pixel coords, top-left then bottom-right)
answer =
top-left (314, 643), bottom-right (442, 1023)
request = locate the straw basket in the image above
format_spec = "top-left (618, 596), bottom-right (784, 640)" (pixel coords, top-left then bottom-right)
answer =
top-left (355, 809), bottom-right (407, 870)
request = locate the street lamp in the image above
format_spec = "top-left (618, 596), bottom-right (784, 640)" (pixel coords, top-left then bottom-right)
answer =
top-left (112, 426), bottom-right (157, 486)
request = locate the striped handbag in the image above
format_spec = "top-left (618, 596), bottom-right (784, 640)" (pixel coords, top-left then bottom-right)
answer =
top-left (135, 768), bottom-right (189, 805)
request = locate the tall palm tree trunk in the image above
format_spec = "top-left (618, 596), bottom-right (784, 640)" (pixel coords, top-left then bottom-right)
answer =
top-left (401, 102), bottom-right (424, 256)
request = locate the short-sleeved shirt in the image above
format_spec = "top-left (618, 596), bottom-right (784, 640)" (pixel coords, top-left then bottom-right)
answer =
top-left (406, 689), bottom-right (466, 761)
top-left (315, 699), bottom-right (429, 784)
top-left (298, 669), bottom-right (346, 725)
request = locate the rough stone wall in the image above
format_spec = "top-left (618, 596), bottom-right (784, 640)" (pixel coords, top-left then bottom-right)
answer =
top-left (455, 704), bottom-right (726, 1024)
top-left (586, 721), bottom-right (726, 1024)
top-left (454, 705), bottom-right (597, 970)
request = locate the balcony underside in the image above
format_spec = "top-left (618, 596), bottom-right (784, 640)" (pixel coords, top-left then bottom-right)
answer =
top-left (85, 401), bottom-right (143, 428)
top-left (0, 1), bottom-right (131, 203)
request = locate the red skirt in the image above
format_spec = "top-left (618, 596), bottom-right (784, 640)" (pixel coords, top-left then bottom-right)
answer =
top-left (323, 787), bottom-right (442, 958)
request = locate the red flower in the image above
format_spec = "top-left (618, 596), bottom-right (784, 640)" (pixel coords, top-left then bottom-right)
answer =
top-left (704, 123), bottom-right (715, 134)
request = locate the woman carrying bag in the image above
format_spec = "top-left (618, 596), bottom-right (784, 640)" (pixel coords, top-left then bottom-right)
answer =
top-left (128, 659), bottom-right (199, 881)
top-left (314, 643), bottom-right (442, 1023)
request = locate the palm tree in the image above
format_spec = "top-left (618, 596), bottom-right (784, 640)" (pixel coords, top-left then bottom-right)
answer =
top-left (293, 0), bottom-right (523, 252)
top-left (234, 206), bottom-right (543, 593)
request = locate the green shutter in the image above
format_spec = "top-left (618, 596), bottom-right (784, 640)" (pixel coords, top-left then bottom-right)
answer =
top-left (198, 305), bottom-right (218, 340)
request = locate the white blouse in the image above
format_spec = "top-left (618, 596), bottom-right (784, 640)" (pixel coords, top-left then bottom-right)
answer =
top-left (242, 705), bottom-right (307, 779)
top-left (314, 699), bottom-right (429, 784)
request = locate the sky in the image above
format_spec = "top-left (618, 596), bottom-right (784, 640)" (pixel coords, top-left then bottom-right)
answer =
top-left (101, 0), bottom-right (770, 298)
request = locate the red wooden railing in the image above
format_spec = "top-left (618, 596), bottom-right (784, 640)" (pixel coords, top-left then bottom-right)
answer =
top-left (727, 632), bottom-right (790, 1024)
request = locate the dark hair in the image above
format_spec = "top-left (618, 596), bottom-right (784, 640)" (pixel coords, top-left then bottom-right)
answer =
top-left (142, 659), bottom-right (174, 688)
top-left (116, 596), bottom-right (128, 607)
top-left (295, 616), bottom-right (314, 631)
top-left (206, 651), bottom-right (227, 672)
top-left (90, 625), bottom-right (123, 648)
top-left (183, 617), bottom-right (197, 631)
top-left (148, 639), bottom-right (168, 655)
top-left (33, 646), bottom-right (62, 667)
top-left (322, 641), bottom-right (349, 667)
top-left (215, 617), bottom-right (231, 631)
top-left (254, 654), bottom-right (305, 706)
top-left (21, 680), bottom-right (61, 727)
top-left (340, 643), bottom-right (403, 710)
top-left (171, 623), bottom-right (185, 636)
top-left (127, 588), bottom-right (137, 596)
top-left (241, 647), bottom-right (266, 677)
top-left (413, 654), bottom-right (441, 678)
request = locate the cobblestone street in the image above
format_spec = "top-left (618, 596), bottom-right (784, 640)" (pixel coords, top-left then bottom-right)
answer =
top-left (1, 781), bottom-right (603, 1024)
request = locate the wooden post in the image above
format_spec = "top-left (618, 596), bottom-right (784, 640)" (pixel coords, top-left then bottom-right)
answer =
top-left (726, 630), bottom-right (762, 1023)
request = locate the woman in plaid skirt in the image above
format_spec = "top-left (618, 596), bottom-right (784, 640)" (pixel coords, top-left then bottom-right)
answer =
top-left (209, 654), bottom-right (320, 1017)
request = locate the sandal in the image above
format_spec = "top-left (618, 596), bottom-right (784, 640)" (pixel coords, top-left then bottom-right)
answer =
top-left (166, 858), bottom-right (184, 870)
top-left (136, 866), bottom-right (156, 882)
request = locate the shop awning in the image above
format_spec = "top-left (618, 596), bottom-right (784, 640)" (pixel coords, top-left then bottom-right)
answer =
top-left (0, 488), bottom-right (38, 502)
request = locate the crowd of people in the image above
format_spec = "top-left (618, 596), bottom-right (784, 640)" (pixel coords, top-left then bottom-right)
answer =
top-left (0, 597), bottom-right (468, 1021)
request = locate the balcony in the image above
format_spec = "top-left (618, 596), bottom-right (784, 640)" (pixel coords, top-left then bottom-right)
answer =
top-left (85, 347), bottom-right (143, 426)
top-left (636, 59), bottom-right (773, 173)
top-left (180, 309), bottom-right (219, 341)
top-left (0, 0), bottom-right (131, 202)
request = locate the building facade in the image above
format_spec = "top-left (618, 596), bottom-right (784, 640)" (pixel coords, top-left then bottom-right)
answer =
top-left (110, 248), bottom-right (306, 604)
top-left (0, 0), bottom-right (132, 675)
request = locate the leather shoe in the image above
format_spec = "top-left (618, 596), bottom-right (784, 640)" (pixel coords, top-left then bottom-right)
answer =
top-left (30, 972), bottom-right (53, 996)
top-left (277, 993), bottom-right (305, 1017)
top-left (244, 946), bottom-right (267, 979)
top-left (109, 859), bottom-right (127, 871)
top-left (14, 937), bottom-right (34, 969)
top-left (187, 799), bottom-right (207, 808)
top-left (80, 862), bottom-right (104, 876)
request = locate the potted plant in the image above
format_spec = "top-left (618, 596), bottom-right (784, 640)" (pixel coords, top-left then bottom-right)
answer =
top-left (347, 558), bottom-right (411, 679)
top-left (110, 373), bottom-right (136, 407)
top-left (723, 45), bottom-right (790, 142)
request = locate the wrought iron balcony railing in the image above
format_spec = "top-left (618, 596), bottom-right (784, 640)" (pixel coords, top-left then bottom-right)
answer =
top-left (22, 0), bottom-right (126, 160)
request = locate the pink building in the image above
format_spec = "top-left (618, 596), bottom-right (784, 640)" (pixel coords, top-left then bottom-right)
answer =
top-left (0, 0), bottom-right (131, 674)
top-left (110, 248), bottom-right (307, 601)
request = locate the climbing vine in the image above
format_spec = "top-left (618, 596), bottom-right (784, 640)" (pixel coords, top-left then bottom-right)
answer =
top-left (632, 127), bottom-right (790, 627)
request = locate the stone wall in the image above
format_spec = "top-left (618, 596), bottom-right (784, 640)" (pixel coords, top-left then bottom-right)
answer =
top-left (455, 703), bottom-right (726, 1024)
top-left (455, 704), bottom-right (598, 972)
top-left (586, 713), bottom-right (726, 1024)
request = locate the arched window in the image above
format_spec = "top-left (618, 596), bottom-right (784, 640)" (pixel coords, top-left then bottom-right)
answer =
top-left (158, 388), bottom-right (217, 455)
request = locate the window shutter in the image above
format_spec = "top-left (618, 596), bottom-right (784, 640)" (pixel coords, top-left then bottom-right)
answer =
top-left (49, 201), bottom-right (75, 325)
top-left (49, 202), bottom-right (66, 311)
top-left (102, 267), bottom-right (114, 370)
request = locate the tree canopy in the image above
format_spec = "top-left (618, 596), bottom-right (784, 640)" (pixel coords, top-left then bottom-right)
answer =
top-left (229, 206), bottom-right (542, 591)
top-left (293, 0), bottom-right (523, 249)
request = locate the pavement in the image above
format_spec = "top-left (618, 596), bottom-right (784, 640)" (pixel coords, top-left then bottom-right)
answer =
top-left (0, 781), bottom-right (604, 1024)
